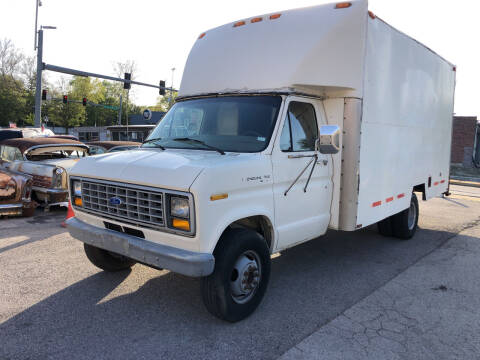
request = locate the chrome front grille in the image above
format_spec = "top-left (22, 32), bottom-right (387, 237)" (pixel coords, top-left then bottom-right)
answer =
top-left (81, 180), bottom-right (165, 228)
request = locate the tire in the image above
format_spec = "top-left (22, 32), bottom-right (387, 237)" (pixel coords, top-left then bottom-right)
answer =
top-left (391, 192), bottom-right (419, 240)
top-left (377, 216), bottom-right (393, 237)
top-left (201, 228), bottom-right (271, 322)
top-left (83, 243), bottom-right (136, 272)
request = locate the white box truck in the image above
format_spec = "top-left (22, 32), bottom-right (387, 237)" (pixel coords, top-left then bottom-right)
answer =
top-left (66, 0), bottom-right (456, 322)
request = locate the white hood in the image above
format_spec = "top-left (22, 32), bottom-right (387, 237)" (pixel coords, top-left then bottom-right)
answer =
top-left (40, 158), bottom-right (82, 172)
top-left (69, 148), bottom-right (242, 191)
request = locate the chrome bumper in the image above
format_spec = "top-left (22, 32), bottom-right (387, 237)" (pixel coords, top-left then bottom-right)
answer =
top-left (66, 217), bottom-right (215, 277)
top-left (0, 203), bottom-right (23, 215)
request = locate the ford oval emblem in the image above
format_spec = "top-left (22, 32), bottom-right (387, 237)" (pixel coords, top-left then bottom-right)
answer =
top-left (109, 197), bottom-right (122, 206)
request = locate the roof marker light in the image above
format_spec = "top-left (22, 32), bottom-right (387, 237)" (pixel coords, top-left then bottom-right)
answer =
top-left (233, 20), bottom-right (246, 27)
top-left (335, 2), bottom-right (352, 9)
top-left (368, 11), bottom-right (376, 19)
top-left (198, 32), bottom-right (206, 39)
top-left (270, 14), bottom-right (281, 20)
top-left (251, 17), bottom-right (262, 23)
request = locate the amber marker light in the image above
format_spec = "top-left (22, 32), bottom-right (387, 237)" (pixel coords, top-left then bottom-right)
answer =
top-left (335, 2), bottom-right (352, 9)
top-left (172, 218), bottom-right (191, 231)
top-left (251, 17), bottom-right (262, 23)
top-left (198, 32), bottom-right (206, 39)
top-left (210, 193), bottom-right (228, 201)
top-left (269, 14), bottom-right (281, 20)
top-left (74, 197), bottom-right (83, 207)
top-left (233, 20), bottom-right (246, 27)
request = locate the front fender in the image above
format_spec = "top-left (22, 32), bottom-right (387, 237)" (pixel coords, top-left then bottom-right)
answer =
top-left (189, 154), bottom-right (276, 253)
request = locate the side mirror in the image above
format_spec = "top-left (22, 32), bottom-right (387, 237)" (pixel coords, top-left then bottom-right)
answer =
top-left (317, 125), bottom-right (340, 154)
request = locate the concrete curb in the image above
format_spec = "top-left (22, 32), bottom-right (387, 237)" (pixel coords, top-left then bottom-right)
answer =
top-left (450, 179), bottom-right (480, 188)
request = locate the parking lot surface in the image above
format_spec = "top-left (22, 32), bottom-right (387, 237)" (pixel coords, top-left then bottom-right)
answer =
top-left (1, 185), bottom-right (480, 360)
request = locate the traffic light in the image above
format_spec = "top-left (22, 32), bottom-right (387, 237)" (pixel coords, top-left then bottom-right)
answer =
top-left (82, 97), bottom-right (87, 106)
top-left (42, 89), bottom-right (47, 100)
top-left (124, 73), bottom-right (131, 90)
top-left (63, 95), bottom-right (68, 104)
top-left (159, 80), bottom-right (166, 95)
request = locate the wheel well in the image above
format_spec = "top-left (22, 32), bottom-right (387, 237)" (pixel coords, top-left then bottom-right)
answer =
top-left (222, 216), bottom-right (274, 252)
top-left (413, 183), bottom-right (426, 200)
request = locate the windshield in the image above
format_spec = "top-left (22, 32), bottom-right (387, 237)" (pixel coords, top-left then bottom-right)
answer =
top-left (143, 95), bottom-right (282, 153)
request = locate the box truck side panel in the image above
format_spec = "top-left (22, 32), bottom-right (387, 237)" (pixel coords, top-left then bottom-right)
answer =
top-left (356, 16), bottom-right (456, 228)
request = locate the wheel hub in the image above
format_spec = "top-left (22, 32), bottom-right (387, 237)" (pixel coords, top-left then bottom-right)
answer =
top-left (230, 250), bottom-right (261, 304)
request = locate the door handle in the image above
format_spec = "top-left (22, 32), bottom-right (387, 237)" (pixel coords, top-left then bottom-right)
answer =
top-left (288, 154), bottom-right (315, 159)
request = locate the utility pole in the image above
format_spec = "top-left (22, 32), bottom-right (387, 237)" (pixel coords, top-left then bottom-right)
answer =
top-left (34, 29), bottom-right (43, 128)
top-left (118, 94), bottom-right (123, 125)
top-left (125, 89), bottom-right (129, 140)
top-left (169, 67), bottom-right (176, 108)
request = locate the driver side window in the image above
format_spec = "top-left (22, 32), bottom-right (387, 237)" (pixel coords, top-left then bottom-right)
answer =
top-left (280, 101), bottom-right (318, 152)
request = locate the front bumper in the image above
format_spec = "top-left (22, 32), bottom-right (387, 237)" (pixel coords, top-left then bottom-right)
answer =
top-left (66, 217), bottom-right (215, 277)
top-left (32, 187), bottom-right (68, 204)
top-left (0, 203), bottom-right (23, 216)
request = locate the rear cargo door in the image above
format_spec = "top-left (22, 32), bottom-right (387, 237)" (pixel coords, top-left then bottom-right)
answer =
top-left (271, 97), bottom-right (333, 250)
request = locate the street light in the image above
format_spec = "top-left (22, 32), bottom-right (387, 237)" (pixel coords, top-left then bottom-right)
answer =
top-left (34, 23), bottom-right (56, 127)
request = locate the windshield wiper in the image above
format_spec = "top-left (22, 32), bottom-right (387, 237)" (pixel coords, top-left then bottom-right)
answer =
top-left (142, 137), bottom-right (165, 150)
top-left (172, 137), bottom-right (225, 155)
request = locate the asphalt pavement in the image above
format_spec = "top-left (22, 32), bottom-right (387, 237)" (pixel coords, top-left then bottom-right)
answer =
top-left (1, 185), bottom-right (480, 359)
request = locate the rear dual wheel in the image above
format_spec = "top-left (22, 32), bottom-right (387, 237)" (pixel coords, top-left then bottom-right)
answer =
top-left (378, 192), bottom-right (419, 240)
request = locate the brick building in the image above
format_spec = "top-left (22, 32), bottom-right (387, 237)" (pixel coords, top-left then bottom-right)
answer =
top-left (451, 116), bottom-right (479, 167)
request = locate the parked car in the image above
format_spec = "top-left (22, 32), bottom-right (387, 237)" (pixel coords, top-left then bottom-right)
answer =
top-left (0, 137), bottom-right (89, 207)
top-left (0, 128), bottom-right (55, 141)
top-left (86, 141), bottom-right (140, 155)
top-left (0, 163), bottom-right (36, 217)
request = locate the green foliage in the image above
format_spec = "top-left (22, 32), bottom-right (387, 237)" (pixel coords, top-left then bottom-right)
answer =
top-left (155, 90), bottom-right (177, 112)
top-left (0, 39), bottom-right (148, 129)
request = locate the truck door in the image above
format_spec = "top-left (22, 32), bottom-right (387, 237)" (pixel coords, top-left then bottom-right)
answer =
top-left (271, 97), bottom-right (333, 250)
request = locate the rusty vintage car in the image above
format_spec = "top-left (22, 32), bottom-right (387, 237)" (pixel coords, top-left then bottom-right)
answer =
top-left (86, 141), bottom-right (140, 155)
top-left (0, 163), bottom-right (36, 217)
top-left (0, 137), bottom-right (89, 207)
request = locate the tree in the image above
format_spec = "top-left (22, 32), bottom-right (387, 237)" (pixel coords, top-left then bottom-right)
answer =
top-left (0, 39), bottom-right (26, 127)
top-left (154, 90), bottom-right (177, 112)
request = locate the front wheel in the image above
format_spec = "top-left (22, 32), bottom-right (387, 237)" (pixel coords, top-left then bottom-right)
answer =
top-left (201, 228), bottom-right (271, 322)
top-left (83, 243), bottom-right (136, 272)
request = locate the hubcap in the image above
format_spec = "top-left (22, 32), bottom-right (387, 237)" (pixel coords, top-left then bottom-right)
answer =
top-left (407, 201), bottom-right (417, 230)
top-left (230, 250), bottom-right (262, 304)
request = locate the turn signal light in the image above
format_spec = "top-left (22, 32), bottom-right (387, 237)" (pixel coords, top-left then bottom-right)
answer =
top-left (74, 197), bottom-right (83, 207)
top-left (335, 2), bottom-right (352, 9)
top-left (172, 218), bottom-right (190, 231)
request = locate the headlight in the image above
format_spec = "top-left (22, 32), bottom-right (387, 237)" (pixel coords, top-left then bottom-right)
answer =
top-left (170, 196), bottom-right (190, 218)
top-left (23, 180), bottom-right (32, 200)
top-left (52, 168), bottom-right (64, 188)
top-left (71, 180), bottom-right (83, 207)
top-left (73, 181), bottom-right (82, 196)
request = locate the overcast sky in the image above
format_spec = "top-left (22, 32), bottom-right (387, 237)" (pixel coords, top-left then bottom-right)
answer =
top-left (1, 0), bottom-right (478, 117)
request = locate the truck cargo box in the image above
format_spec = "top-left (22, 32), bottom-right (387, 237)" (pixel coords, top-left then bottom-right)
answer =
top-left (179, 0), bottom-right (455, 231)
